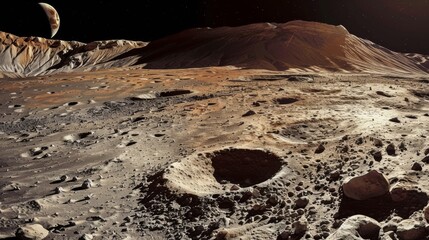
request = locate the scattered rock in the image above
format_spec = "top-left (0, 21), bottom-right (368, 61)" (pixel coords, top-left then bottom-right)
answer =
top-left (60, 175), bottom-right (68, 182)
top-left (411, 163), bottom-right (422, 171)
top-left (79, 234), bottom-right (94, 240)
top-left (242, 110), bottom-right (256, 117)
top-left (326, 215), bottom-right (380, 240)
top-left (278, 231), bottom-right (291, 240)
top-left (396, 219), bottom-right (428, 240)
top-left (55, 187), bottom-right (65, 194)
top-left (424, 206), bottom-right (429, 223)
top-left (342, 170), bottom-right (390, 200)
top-left (376, 91), bottom-right (393, 97)
top-left (386, 143), bottom-right (396, 156)
top-left (294, 197), bottom-right (309, 209)
top-left (422, 156), bottom-right (429, 164)
top-left (355, 137), bottom-right (364, 145)
top-left (275, 97), bottom-right (299, 105)
top-left (81, 179), bottom-right (93, 189)
top-left (314, 144), bottom-right (325, 154)
top-left (370, 150), bottom-right (383, 162)
top-left (389, 117), bottom-right (401, 123)
top-left (424, 148), bottom-right (429, 156)
top-left (159, 89), bottom-right (192, 97)
top-left (292, 217), bottom-right (308, 236)
top-left (374, 139), bottom-right (383, 148)
top-left (399, 142), bottom-right (407, 151)
top-left (16, 224), bottom-right (49, 240)
top-left (329, 171), bottom-right (341, 181)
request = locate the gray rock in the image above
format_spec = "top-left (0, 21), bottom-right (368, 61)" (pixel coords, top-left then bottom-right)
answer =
top-left (60, 175), bottom-right (68, 182)
top-left (342, 170), bottom-right (389, 200)
top-left (81, 179), bottom-right (93, 189)
top-left (79, 234), bottom-right (94, 240)
top-left (16, 224), bottom-right (49, 240)
top-left (327, 215), bottom-right (380, 240)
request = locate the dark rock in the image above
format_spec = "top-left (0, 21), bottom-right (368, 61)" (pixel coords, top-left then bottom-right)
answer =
top-left (242, 110), bottom-right (256, 117)
top-left (315, 144), bottom-right (325, 154)
top-left (411, 163), bottom-right (422, 171)
top-left (370, 150), bottom-right (383, 162)
top-left (386, 143), bottom-right (396, 156)
top-left (294, 197), bottom-right (309, 209)
top-left (389, 117), bottom-right (401, 123)
top-left (374, 139), bottom-right (383, 148)
top-left (422, 156), bottom-right (429, 164)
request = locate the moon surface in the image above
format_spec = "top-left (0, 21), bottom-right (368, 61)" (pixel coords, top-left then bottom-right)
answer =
top-left (38, 3), bottom-right (60, 38)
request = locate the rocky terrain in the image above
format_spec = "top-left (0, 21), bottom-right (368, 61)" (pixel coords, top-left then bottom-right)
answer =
top-left (0, 21), bottom-right (429, 240)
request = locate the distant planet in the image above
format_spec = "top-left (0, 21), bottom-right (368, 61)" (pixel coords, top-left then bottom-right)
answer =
top-left (38, 2), bottom-right (60, 38)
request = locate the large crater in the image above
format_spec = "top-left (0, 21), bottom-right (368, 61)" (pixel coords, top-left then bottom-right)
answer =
top-left (163, 148), bottom-right (284, 196)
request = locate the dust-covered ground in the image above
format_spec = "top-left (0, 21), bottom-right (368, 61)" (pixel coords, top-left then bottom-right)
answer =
top-left (1, 67), bottom-right (429, 239)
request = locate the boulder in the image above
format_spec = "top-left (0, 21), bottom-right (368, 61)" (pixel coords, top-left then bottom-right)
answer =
top-left (396, 219), bottom-right (428, 240)
top-left (342, 170), bottom-right (389, 200)
top-left (15, 224), bottom-right (49, 240)
top-left (326, 215), bottom-right (381, 240)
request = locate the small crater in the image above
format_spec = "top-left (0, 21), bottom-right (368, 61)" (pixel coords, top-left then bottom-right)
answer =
top-left (163, 148), bottom-right (285, 195)
top-left (209, 149), bottom-right (283, 188)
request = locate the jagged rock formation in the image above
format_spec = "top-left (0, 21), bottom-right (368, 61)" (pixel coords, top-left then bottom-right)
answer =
top-left (0, 31), bottom-right (146, 78)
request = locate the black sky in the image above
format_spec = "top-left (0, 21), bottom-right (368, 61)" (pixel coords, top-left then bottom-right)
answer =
top-left (1, 0), bottom-right (429, 54)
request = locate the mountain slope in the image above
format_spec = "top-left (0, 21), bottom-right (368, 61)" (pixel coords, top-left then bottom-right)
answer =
top-left (0, 31), bottom-right (146, 78)
top-left (129, 20), bottom-right (428, 74)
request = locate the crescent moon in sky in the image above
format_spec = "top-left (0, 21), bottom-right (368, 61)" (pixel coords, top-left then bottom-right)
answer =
top-left (38, 3), bottom-right (60, 38)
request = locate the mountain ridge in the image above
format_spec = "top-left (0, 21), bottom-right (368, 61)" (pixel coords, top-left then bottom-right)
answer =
top-left (1, 20), bottom-right (428, 78)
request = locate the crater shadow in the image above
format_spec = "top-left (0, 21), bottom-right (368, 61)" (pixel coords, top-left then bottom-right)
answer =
top-left (336, 189), bottom-right (428, 221)
top-left (209, 148), bottom-right (283, 188)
